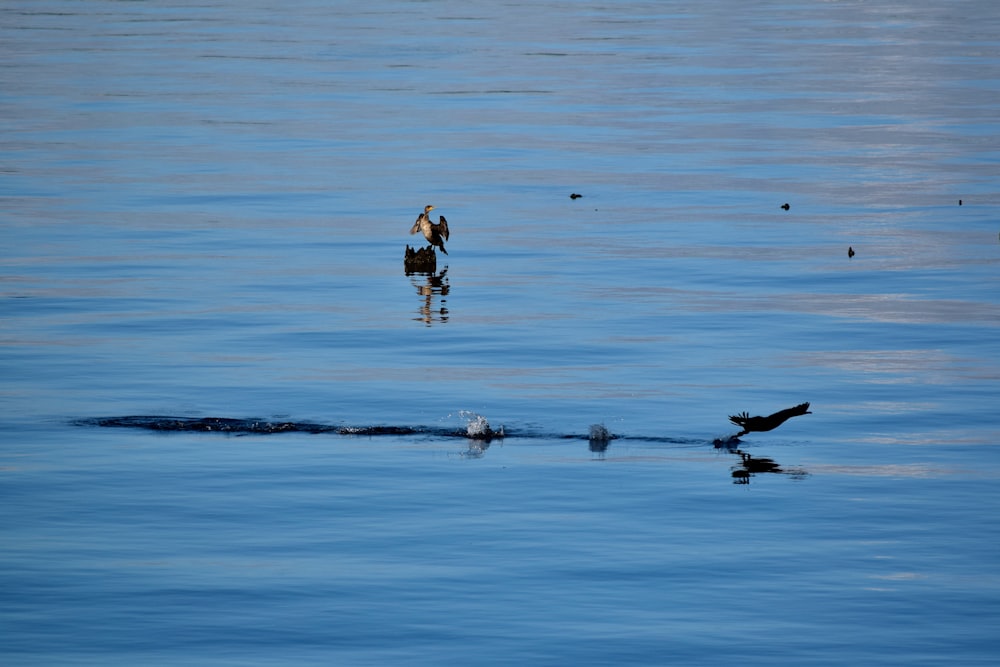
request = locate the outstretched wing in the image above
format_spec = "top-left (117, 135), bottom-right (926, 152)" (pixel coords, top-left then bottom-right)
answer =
top-left (438, 215), bottom-right (449, 240)
top-left (728, 411), bottom-right (750, 429)
top-left (410, 214), bottom-right (422, 235)
top-left (728, 402), bottom-right (811, 436)
top-left (768, 402), bottom-right (811, 423)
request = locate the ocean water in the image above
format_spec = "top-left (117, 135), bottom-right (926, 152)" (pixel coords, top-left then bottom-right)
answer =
top-left (2, 1), bottom-right (1000, 664)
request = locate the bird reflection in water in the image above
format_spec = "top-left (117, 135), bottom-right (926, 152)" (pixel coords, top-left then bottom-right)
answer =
top-left (724, 448), bottom-right (809, 484)
top-left (409, 267), bottom-right (449, 325)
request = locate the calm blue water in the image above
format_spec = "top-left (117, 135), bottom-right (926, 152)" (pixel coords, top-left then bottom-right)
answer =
top-left (3, 1), bottom-right (1000, 664)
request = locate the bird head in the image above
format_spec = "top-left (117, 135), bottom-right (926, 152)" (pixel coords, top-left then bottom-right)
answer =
top-left (424, 205), bottom-right (435, 214)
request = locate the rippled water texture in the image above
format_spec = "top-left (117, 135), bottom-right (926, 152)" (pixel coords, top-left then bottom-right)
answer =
top-left (3, 1), bottom-right (1000, 665)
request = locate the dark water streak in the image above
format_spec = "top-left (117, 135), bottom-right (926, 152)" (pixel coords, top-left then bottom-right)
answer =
top-left (78, 415), bottom-right (812, 485)
top-left (79, 414), bottom-right (505, 440)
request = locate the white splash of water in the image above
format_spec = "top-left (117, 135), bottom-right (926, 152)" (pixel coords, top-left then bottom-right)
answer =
top-left (457, 410), bottom-right (503, 438)
top-left (588, 423), bottom-right (612, 443)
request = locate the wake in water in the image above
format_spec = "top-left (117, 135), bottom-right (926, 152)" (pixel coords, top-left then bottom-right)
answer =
top-left (77, 403), bottom-right (812, 484)
top-left (79, 413), bottom-right (508, 440)
top-left (78, 413), bottom-right (631, 445)
top-left (77, 410), bottom-right (793, 446)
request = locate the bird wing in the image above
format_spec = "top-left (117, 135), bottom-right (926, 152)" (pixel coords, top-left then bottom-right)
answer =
top-left (728, 402), bottom-right (810, 436)
top-left (410, 214), bottom-right (423, 235)
top-left (438, 215), bottom-right (449, 240)
top-left (728, 411), bottom-right (750, 428)
top-left (766, 402), bottom-right (811, 422)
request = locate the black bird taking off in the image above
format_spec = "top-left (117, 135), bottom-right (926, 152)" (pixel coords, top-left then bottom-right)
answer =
top-left (729, 402), bottom-right (811, 437)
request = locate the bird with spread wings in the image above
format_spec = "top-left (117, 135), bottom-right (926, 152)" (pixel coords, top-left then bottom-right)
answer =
top-left (729, 402), bottom-right (811, 437)
top-left (410, 204), bottom-right (450, 255)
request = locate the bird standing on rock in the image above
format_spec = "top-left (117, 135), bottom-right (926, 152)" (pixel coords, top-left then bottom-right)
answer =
top-left (410, 205), bottom-right (450, 255)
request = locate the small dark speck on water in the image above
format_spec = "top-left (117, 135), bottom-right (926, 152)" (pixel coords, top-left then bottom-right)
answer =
top-left (781, 203), bottom-right (790, 210)
top-left (848, 246), bottom-right (855, 258)
top-left (570, 193), bottom-right (582, 199)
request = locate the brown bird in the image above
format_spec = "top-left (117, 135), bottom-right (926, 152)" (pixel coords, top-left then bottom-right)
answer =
top-left (848, 246), bottom-right (855, 258)
top-left (409, 205), bottom-right (450, 255)
top-left (729, 402), bottom-right (811, 437)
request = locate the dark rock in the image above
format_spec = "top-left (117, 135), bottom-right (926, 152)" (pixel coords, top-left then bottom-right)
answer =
top-left (404, 245), bottom-right (437, 274)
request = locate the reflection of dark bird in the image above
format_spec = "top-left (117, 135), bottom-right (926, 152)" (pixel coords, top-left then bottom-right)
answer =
top-left (729, 402), bottom-right (811, 437)
top-left (848, 246), bottom-right (855, 258)
top-left (781, 203), bottom-right (790, 211)
top-left (410, 205), bottom-right (450, 255)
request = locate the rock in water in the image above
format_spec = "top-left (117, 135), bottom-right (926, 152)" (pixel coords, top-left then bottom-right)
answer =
top-left (404, 245), bottom-right (437, 274)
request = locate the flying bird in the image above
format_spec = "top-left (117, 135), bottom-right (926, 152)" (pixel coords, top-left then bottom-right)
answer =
top-left (729, 402), bottom-right (811, 437)
top-left (410, 205), bottom-right (450, 255)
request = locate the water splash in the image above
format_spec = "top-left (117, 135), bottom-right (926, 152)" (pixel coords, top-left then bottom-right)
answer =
top-left (588, 423), bottom-right (612, 443)
top-left (588, 423), bottom-right (613, 455)
top-left (457, 410), bottom-right (504, 440)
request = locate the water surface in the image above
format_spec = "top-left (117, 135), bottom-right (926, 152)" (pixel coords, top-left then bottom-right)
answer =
top-left (2, 1), bottom-right (1000, 664)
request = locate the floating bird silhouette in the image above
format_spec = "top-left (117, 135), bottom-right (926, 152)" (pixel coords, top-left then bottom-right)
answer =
top-left (848, 246), bottom-right (855, 258)
top-left (781, 203), bottom-right (790, 211)
top-left (410, 205), bottom-right (450, 255)
top-left (570, 193), bottom-right (582, 199)
top-left (729, 402), bottom-right (811, 437)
